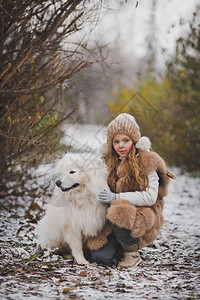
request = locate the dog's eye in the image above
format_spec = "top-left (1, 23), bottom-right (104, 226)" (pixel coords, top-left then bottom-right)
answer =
top-left (69, 171), bottom-right (76, 174)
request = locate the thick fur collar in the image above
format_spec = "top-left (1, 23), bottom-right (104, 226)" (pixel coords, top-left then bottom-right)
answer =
top-left (139, 151), bottom-right (167, 175)
top-left (101, 145), bottom-right (170, 199)
top-left (139, 151), bottom-right (170, 199)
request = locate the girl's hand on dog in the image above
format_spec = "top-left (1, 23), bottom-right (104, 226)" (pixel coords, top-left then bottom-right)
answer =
top-left (99, 190), bottom-right (116, 203)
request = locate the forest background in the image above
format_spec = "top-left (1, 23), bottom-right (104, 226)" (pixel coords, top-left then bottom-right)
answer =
top-left (0, 0), bottom-right (200, 201)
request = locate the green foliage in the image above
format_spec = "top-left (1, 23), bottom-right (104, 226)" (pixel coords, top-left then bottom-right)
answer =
top-left (108, 13), bottom-right (200, 172)
top-left (166, 12), bottom-right (200, 172)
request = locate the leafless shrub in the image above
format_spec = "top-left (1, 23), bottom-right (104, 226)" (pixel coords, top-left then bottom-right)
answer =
top-left (0, 0), bottom-right (108, 195)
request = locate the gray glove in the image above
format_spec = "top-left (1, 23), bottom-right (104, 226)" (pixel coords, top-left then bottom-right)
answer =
top-left (99, 190), bottom-right (116, 203)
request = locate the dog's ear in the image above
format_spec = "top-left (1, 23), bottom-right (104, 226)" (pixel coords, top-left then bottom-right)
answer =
top-left (95, 159), bottom-right (103, 165)
top-left (93, 158), bottom-right (105, 169)
top-left (100, 143), bottom-right (107, 157)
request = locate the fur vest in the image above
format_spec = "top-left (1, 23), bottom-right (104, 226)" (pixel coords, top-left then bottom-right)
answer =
top-left (87, 150), bottom-right (170, 251)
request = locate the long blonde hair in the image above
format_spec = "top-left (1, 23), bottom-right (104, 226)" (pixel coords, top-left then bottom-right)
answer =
top-left (104, 144), bottom-right (149, 193)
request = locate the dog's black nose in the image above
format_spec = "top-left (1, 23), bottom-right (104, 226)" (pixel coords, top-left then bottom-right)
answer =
top-left (56, 180), bottom-right (62, 187)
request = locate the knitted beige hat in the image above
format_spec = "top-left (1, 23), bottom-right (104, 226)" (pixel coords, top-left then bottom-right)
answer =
top-left (107, 113), bottom-right (151, 152)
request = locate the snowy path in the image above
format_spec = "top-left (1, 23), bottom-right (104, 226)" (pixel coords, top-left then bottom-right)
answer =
top-left (0, 124), bottom-right (200, 299)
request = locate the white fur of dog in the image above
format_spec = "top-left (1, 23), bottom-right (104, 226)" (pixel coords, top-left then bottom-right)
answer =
top-left (37, 153), bottom-right (108, 265)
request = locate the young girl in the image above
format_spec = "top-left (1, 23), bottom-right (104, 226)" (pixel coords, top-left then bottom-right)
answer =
top-left (87, 113), bottom-right (174, 268)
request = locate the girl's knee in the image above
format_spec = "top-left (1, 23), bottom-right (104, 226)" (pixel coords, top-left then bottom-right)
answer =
top-left (90, 233), bottom-right (118, 266)
top-left (91, 250), bottom-right (113, 266)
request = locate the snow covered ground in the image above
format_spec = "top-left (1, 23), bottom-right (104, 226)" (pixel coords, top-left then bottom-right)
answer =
top-left (0, 124), bottom-right (200, 299)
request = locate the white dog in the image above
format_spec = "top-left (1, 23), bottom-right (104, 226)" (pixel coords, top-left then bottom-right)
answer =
top-left (37, 153), bottom-right (108, 265)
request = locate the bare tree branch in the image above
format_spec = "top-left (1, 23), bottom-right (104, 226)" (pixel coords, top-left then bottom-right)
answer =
top-left (0, 0), bottom-right (106, 180)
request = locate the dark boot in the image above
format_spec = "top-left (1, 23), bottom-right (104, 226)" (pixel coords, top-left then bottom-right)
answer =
top-left (110, 222), bottom-right (142, 268)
